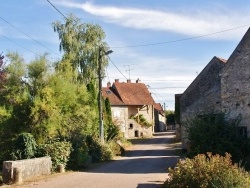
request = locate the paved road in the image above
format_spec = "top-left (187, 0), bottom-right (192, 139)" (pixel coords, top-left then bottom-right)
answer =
top-left (14, 131), bottom-right (180, 188)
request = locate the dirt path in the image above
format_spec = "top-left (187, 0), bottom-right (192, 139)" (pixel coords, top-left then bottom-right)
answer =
top-left (8, 131), bottom-right (180, 188)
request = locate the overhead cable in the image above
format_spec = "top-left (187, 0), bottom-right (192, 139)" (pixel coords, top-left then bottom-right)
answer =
top-left (0, 16), bottom-right (60, 57)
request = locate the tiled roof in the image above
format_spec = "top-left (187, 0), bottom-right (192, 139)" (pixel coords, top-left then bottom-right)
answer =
top-left (154, 103), bottom-right (164, 115)
top-left (102, 87), bottom-right (125, 105)
top-left (113, 82), bottom-right (155, 105)
top-left (103, 81), bottom-right (155, 106)
top-left (154, 103), bottom-right (163, 112)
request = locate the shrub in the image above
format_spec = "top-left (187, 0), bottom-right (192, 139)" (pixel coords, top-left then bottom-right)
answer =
top-left (185, 113), bottom-right (250, 162)
top-left (108, 141), bottom-right (125, 156)
top-left (11, 132), bottom-right (37, 160)
top-left (38, 139), bottom-right (72, 170)
top-left (130, 114), bottom-right (152, 127)
top-left (163, 153), bottom-right (250, 188)
top-left (86, 136), bottom-right (113, 162)
top-left (68, 139), bottom-right (92, 169)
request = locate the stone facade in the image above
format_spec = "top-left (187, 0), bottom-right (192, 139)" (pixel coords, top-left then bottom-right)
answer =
top-left (103, 79), bottom-right (155, 138)
top-left (221, 28), bottom-right (250, 137)
top-left (2, 157), bottom-right (52, 184)
top-left (179, 28), bottom-right (250, 148)
top-left (111, 105), bottom-right (154, 138)
top-left (179, 56), bottom-right (226, 148)
top-left (180, 57), bottom-right (226, 121)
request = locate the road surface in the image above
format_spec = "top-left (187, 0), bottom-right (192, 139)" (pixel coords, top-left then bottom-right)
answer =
top-left (10, 131), bottom-right (180, 188)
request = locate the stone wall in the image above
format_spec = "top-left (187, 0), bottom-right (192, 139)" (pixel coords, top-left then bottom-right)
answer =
top-left (221, 28), bottom-right (250, 136)
top-left (2, 157), bottom-right (52, 184)
top-left (180, 56), bottom-right (225, 121)
top-left (180, 56), bottom-right (225, 149)
top-left (127, 119), bottom-right (153, 138)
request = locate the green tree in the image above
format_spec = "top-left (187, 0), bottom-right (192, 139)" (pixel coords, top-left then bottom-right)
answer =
top-left (165, 110), bottom-right (175, 125)
top-left (53, 14), bottom-right (109, 85)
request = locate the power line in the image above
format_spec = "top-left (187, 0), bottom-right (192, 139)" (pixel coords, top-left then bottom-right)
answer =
top-left (47, 0), bottom-right (67, 19)
top-left (107, 56), bottom-right (128, 80)
top-left (0, 16), bottom-right (60, 57)
top-left (0, 33), bottom-right (39, 56)
top-left (110, 24), bottom-right (249, 48)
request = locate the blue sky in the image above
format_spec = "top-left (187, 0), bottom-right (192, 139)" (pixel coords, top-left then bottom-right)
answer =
top-left (1, 0), bottom-right (250, 110)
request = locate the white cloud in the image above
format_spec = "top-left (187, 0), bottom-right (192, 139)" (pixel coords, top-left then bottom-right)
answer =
top-left (57, 0), bottom-right (248, 40)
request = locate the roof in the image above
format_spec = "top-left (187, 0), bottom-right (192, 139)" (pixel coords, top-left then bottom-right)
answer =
top-left (102, 87), bottom-right (125, 105)
top-left (215, 56), bottom-right (227, 64)
top-left (103, 81), bottom-right (155, 106)
top-left (154, 103), bottom-right (164, 115)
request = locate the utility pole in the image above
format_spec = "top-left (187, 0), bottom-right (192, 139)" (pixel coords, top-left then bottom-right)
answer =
top-left (98, 47), bottom-right (104, 144)
top-left (98, 47), bottom-right (113, 144)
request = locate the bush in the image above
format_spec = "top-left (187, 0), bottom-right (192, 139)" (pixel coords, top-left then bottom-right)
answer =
top-left (108, 141), bottom-right (125, 156)
top-left (86, 136), bottom-right (113, 162)
top-left (68, 139), bottom-right (92, 169)
top-left (11, 132), bottom-right (37, 160)
top-left (185, 113), bottom-right (250, 162)
top-left (163, 153), bottom-right (250, 188)
top-left (38, 139), bottom-right (72, 171)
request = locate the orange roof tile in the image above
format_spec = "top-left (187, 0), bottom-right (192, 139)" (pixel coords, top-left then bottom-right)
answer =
top-left (113, 82), bottom-right (154, 105)
top-left (102, 87), bottom-right (125, 105)
top-left (102, 81), bottom-right (155, 106)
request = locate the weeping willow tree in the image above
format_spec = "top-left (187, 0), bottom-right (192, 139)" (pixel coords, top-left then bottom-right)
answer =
top-left (53, 14), bottom-right (109, 85)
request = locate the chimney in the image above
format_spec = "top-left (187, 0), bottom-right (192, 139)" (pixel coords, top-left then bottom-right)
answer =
top-left (127, 79), bottom-right (131, 83)
top-left (136, 78), bottom-right (141, 83)
top-left (107, 82), bottom-right (111, 87)
top-left (115, 79), bottom-right (119, 83)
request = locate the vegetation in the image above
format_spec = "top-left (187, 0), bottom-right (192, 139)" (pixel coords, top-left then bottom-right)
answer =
top-left (11, 133), bottom-right (37, 160)
top-left (165, 110), bottom-right (175, 125)
top-left (163, 153), bottom-right (250, 188)
top-left (130, 114), bottom-right (152, 128)
top-left (0, 14), bottom-right (123, 171)
top-left (38, 139), bottom-right (72, 170)
top-left (184, 113), bottom-right (250, 162)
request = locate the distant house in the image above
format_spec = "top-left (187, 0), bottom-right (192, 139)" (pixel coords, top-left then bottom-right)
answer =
top-left (102, 79), bottom-right (155, 138)
top-left (179, 27), bottom-right (250, 149)
top-left (154, 103), bottom-right (166, 132)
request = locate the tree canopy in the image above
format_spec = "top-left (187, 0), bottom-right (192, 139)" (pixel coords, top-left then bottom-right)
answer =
top-left (53, 14), bottom-right (109, 85)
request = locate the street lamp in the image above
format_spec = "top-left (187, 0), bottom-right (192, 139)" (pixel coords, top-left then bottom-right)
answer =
top-left (98, 47), bottom-right (113, 144)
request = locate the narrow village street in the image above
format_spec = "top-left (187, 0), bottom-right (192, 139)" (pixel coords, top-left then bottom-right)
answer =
top-left (11, 131), bottom-right (180, 188)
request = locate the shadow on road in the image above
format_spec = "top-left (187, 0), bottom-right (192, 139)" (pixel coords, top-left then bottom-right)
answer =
top-left (87, 156), bottom-right (179, 174)
top-left (87, 131), bottom-right (180, 174)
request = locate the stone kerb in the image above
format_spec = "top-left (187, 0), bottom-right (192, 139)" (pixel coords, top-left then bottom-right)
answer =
top-left (2, 156), bottom-right (52, 184)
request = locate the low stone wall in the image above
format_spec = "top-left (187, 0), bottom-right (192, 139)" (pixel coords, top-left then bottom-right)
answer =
top-left (2, 156), bottom-right (52, 184)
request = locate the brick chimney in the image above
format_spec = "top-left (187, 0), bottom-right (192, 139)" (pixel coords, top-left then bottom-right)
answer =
top-left (136, 78), bottom-right (141, 83)
top-left (127, 79), bottom-right (131, 83)
top-left (115, 79), bottom-right (119, 83)
top-left (107, 82), bottom-right (111, 87)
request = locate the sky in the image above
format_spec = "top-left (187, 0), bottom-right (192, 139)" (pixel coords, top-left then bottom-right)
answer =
top-left (1, 0), bottom-right (250, 110)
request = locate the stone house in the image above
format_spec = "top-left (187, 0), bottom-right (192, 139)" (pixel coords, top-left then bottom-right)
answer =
top-left (102, 79), bottom-right (155, 138)
top-left (179, 56), bottom-right (227, 148)
top-left (179, 28), bottom-right (250, 148)
top-left (220, 28), bottom-right (250, 138)
top-left (154, 103), bottom-right (166, 132)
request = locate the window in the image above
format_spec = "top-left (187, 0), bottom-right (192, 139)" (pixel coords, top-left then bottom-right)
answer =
top-left (129, 123), bottom-right (133, 129)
